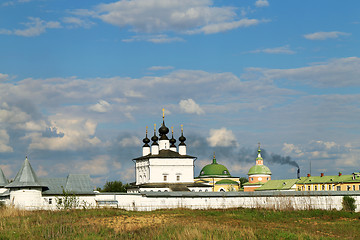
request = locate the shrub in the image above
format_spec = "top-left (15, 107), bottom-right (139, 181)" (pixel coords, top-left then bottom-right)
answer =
top-left (342, 196), bottom-right (356, 212)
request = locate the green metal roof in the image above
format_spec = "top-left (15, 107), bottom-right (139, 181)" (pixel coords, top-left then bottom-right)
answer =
top-left (215, 179), bottom-right (239, 185)
top-left (198, 156), bottom-right (231, 177)
top-left (0, 167), bottom-right (8, 187)
top-left (297, 173), bottom-right (360, 184)
top-left (243, 182), bottom-right (265, 186)
top-left (6, 157), bottom-right (45, 188)
top-left (247, 165), bottom-right (272, 175)
top-left (41, 174), bottom-right (94, 195)
top-left (256, 179), bottom-right (298, 191)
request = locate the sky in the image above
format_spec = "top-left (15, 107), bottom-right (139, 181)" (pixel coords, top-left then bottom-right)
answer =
top-left (0, 0), bottom-right (360, 186)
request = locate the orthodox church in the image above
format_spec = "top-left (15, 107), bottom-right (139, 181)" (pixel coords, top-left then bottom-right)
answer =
top-left (243, 144), bottom-right (272, 192)
top-left (195, 154), bottom-right (240, 192)
top-left (128, 110), bottom-right (240, 193)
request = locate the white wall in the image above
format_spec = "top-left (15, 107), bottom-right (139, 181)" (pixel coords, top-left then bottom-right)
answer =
top-left (149, 158), bottom-right (194, 183)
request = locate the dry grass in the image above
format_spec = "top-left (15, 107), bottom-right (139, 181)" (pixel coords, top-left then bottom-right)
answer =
top-left (1, 207), bottom-right (360, 239)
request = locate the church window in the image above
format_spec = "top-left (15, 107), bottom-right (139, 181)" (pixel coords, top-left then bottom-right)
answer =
top-left (347, 185), bottom-right (350, 191)
top-left (353, 185), bottom-right (356, 191)
top-left (201, 171), bottom-right (204, 175)
top-left (358, 185), bottom-right (360, 191)
top-left (308, 186), bottom-right (310, 191)
top-left (267, 177), bottom-right (269, 180)
top-left (163, 175), bottom-right (167, 181)
top-left (48, 198), bottom-right (52, 204)
top-left (251, 178), bottom-right (253, 181)
top-left (322, 185), bottom-right (325, 191)
top-left (177, 176), bottom-right (180, 181)
top-left (199, 189), bottom-right (202, 192)
top-left (223, 170), bottom-right (228, 174)
top-left (220, 189), bottom-right (225, 192)
top-left (314, 186), bottom-right (317, 191)
top-left (205, 189), bottom-right (208, 192)
top-left (337, 186), bottom-right (341, 191)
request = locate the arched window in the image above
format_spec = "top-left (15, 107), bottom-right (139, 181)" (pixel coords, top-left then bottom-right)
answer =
top-left (223, 170), bottom-right (228, 174)
top-left (219, 189), bottom-right (225, 192)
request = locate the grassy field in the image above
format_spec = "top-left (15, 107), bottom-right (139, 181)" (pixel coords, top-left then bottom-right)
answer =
top-left (1, 207), bottom-right (360, 239)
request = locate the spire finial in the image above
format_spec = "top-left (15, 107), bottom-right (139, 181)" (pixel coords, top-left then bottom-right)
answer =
top-left (146, 126), bottom-right (148, 135)
top-left (212, 152), bottom-right (217, 164)
top-left (181, 124), bottom-right (183, 134)
top-left (171, 126), bottom-right (174, 134)
top-left (162, 108), bottom-right (165, 121)
top-left (154, 123), bottom-right (156, 133)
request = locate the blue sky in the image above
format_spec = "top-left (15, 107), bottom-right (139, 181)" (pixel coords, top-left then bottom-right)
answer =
top-left (0, 0), bottom-right (359, 186)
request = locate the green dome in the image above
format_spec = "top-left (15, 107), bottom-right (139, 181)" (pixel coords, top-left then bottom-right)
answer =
top-left (198, 157), bottom-right (231, 177)
top-left (215, 179), bottom-right (238, 185)
top-left (247, 165), bottom-right (272, 176)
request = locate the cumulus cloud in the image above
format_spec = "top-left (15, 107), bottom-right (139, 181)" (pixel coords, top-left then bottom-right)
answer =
top-left (148, 66), bottom-right (174, 71)
top-left (0, 17), bottom-right (62, 37)
top-left (304, 31), bottom-right (350, 40)
top-left (81, 0), bottom-right (264, 36)
top-left (88, 100), bottom-right (112, 113)
top-left (0, 129), bottom-right (13, 152)
top-left (0, 73), bottom-right (9, 81)
top-left (62, 17), bottom-right (95, 29)
top-left (26, 116), bottom-right (101, 151)
top-left (247, 57), bottom-right (360, 87)
top-left (119, 136), bottom-right (141, 147)
top-left (122, 34), bottom-right (184, 43)
top-left (282, 143), bottom-right (303, 157)
top-left (207, 128), bottom-right (237, 147)
top-left (179, 99), bottom-right (205, 115)
top-left (255, 0), bottom-right (269, 7)
top-left (77, 155), bottom-right (110, 176)
top-left (249, 45), bottom-right (295, 54)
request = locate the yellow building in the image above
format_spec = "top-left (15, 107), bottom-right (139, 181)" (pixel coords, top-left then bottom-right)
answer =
top-left (296, 172), bottom-right (360, 191)
top-left (194, 155), bottom-right (240, 192)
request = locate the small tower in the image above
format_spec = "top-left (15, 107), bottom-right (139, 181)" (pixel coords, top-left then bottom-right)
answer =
top-left (169, 127), bottom-right (177, 152)
top-left (6, 157), bottom-right (45, 209)
top-left (244, 143), bottom-right (272, 192)
top-left (151, 124), bottom-right (159, 155)
top-left (178, 125), bottom-right (187, 155)
top-left (142, 126), bottom-right (151, 156)
top-left (159, 108), bottom-right (170, 150)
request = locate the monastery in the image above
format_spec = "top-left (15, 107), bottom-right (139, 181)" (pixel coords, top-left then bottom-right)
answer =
top-left (1, 112), bottom-right (360, 211)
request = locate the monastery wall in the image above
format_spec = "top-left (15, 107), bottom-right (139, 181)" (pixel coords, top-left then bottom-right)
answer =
top-left (96, 191), bottom-right (360, 212)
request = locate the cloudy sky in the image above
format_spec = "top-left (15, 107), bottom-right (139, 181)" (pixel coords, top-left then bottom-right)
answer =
top-left (0, 0), bottom-right (359, 186)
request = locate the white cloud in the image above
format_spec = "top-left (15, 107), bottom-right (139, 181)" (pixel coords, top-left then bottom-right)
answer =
top-left (119, 136), bottom-right (140, 147)
top-left (255, 0), bottom-right (269, 7)
top-left (0, 73), bottom-right (9, 81)
top-left (0, 130), bottom-right (13, 153)
top-left (304, 31), bottom-right (350, 40)
top-left (78, 155), bottom-right (110, 175)
top-left (27, 115), bottom-right (101, 151)
top-left (0, 17), bottom-right (62, 37)
top-left (148, 66), bottom-right (174, 71)
top-left (247, 57), bottom-right (360, 87)
top-left (62, 17), bottom-right (95, 29)
top-left (179, 98), bottom-right (205, 115)
top-left (189, 18), bottom-right (261, 34)
top-left (249, 45), bottom-right (295, 54)
top-left (122, 34), bottom-right (184, 43)
top-left (88, 0), bottom-right (263, 35)
top-left (207, 127), bottom-right (237, 147)
top-left (282, 143), bottom-right (303, 157)
top-left (88, 100), bottom-right (112, 113)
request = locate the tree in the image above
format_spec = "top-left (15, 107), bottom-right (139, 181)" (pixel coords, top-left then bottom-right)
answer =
top-left (239, 177), bottom-right (249, 188)
top-left (100, 180), bottom-right (129, 192)
top-left (342, 196), bottom-right (356, 212)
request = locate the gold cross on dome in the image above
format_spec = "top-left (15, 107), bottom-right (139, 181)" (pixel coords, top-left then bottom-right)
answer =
top-left (162, 108), bottom-right (165, 120)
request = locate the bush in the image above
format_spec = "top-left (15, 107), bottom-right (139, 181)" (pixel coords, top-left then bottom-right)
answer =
top-left (342, 196), bottom-right (356, 212)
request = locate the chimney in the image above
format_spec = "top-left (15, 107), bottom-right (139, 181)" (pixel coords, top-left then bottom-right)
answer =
top-left (307, 173), bottom-right (311, 177)
top-left (297, 168), bottom-right (300, 179)
top-left (321, 173), bottom-right (324, 177)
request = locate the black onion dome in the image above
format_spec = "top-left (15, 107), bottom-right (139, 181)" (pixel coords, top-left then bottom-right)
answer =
top-left (159, 121), bottom-right (169, 140)
top-left (159, 121), bottom-right (169, 135)
top-left (179, 133), bottom-right (186, 146)
top-left (151, 131), bottom-right (158, 145)
top-left (170, 134), bottom-right (176, 147)
top-left (142, 134), bottom-right (150, 147)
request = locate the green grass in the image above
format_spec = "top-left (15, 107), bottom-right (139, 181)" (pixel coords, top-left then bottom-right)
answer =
top-left (1, 207), bottom-right (360, 239)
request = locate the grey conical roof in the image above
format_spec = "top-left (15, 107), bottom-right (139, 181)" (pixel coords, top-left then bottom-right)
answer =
top-left (6, 157), bottom-right (44, 188)
top-left (0, 167), bottom-right (8, 187)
